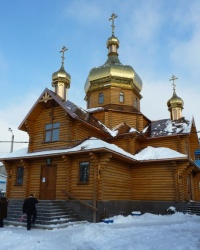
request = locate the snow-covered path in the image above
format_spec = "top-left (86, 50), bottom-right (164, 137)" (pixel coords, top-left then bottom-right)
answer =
top-left (0, 213), bottom-right (200, 250)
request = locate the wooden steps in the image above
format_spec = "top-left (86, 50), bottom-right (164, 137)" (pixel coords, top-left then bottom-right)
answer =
top-left (186, 202), bottom-right (200, 216)
top-left (5, 199), bottom-right (82, 228)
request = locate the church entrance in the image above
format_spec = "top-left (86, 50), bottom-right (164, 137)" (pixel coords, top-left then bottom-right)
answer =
top-left (39, 165), bottom-right (57, 200)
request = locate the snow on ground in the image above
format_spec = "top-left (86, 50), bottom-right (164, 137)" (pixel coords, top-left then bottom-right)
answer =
top-left (0, 212), bottom-right (200, 250)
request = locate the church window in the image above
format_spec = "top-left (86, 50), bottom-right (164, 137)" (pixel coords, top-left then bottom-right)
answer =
top-left (119, 92), bottom-right (124, 102)
top-left (45, 122), bottom-right (60, 142)
top-left (79, 162), bottom-right (90, 184)
top-left (16, 167), bottom-right (24, 185)
top-left (98, 93), bottom-right (104, 104)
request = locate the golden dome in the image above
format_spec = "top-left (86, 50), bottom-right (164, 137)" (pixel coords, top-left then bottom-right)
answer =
top-left (84, 35), bottom-right (143, 93)
top-left (106, 35), bottom-right (119, 48)
top-left (167, 90), bottom-right (184, 108)
top-left (52, 65), bottom-right (71, 82)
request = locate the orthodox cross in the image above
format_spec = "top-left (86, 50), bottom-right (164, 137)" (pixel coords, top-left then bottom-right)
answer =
top-left (169, 75), bottom-right (178, 91)
top-left (109, 13), bottom-right (118, 35)
top-left (60, 46), bottom-right (68, 67)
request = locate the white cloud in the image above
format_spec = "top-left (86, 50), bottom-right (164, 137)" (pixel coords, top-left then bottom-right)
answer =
top-left (0, 92), bottom-right (39, 153)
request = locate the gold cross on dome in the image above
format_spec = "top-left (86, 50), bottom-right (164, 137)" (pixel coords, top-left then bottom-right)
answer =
top-left (109, 13), bottom-right (118, 35)
top-left (169, 75), bottom-right (178, 91)
top-left (60, 46), bottom-right (68, 66)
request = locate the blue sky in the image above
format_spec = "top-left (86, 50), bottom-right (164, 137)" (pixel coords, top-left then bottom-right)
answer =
top-left (0, 0), bottom-right (200, 153)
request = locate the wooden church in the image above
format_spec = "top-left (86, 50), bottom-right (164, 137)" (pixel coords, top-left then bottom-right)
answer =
top-left (1, 14), bottom-right (200, 223)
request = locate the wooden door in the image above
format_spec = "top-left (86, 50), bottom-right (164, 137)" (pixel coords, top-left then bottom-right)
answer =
top-left (40, 165), bottom-right (57, 200)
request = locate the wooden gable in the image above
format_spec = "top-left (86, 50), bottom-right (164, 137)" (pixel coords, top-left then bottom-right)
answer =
top-left (18, 88), bottom-right (111, 153)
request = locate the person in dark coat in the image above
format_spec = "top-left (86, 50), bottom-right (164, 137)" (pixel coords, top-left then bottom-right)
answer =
top-left (0, 197), bottom-right (8, 227)
top-left (23, 194), bottom-right (38, 230)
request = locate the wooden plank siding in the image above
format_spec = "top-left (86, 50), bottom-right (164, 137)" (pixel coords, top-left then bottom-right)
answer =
top-left (3, 149), bottom-right (200, 205)
top-left (88, 87), bottom-right (140, 109)
top-left (28, 159), bottom-right (42, 198)
top-left (100, 111), bottom-right (138, 130)
top-left (132, 162), bottom-right (176, 201)
top-left (30, 106), bottom-right (69, 152)
top-left (28, 106), bottom-right (107, 153)
top-left (69, 154), bottom-right (95, 200)
top-left (140, 132), bottom-right (199, 161)
top-left (193, 172), bottom-right (200, 201)
top-left (140, 136), bottom-right (188, 154)
top-left (131, 161), bottom-right (199, 202)
top-left (4, 160), bottom-right (26, 199)
top-left (93, 111), bottom-right (149, 134)
top-left (110, 137), bottom-right (140, 155)
top-left (101, 159), bottom-right (132, 200)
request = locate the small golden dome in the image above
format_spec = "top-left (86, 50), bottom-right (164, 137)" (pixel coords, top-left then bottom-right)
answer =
top-left (167, 90), bottom-right (184, 108)
top-left (52, 65), bottom-right (71, 82)
top-left (106, 35), bottom-right (119, 48)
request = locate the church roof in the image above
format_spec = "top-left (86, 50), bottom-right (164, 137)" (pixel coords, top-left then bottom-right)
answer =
top-left (0, 137), bottom-right (188, 163)
top-left (0, 137), bottom-right (138, 162)
top-left (19, 88), bottom-right (111, 136)
top-left (63, 99), bottom-right (108, 133)
top-left (144, 116), bottom-right (193, 138)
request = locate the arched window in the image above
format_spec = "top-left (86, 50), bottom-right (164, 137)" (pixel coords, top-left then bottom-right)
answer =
top-left (119, 92), bottom-right (124, 103)
top-left (98, 93), bottom-right (104, 104)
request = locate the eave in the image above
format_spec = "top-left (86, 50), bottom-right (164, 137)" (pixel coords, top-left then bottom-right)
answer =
top-left (0, 147), bottom-right (138, 165)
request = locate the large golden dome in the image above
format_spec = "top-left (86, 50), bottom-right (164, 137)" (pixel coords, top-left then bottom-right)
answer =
top-left (84, 34), bottom-right (143, 93)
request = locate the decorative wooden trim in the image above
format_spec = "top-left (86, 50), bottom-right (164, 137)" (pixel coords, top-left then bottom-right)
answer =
top-left (39, 92), bottom-right (53, 103)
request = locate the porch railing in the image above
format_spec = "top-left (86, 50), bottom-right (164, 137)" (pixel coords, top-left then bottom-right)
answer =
top-left (61, 190), bottom-right (98, 212)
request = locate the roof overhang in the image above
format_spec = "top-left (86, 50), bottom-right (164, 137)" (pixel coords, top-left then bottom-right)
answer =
top-left (0, 147), bottom-right (138, 165)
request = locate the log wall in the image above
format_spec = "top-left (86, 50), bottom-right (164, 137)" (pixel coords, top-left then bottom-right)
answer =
top-left (29, 106), bottom-right (105, 153)
top-left (89, 87), bottom-right (140, 110)
top-left (140, 136), bottom-right (186, 153)
top-left (132, 161), bottom-right (176, 201)
top-left (101, 159), bottom-right (132, 200)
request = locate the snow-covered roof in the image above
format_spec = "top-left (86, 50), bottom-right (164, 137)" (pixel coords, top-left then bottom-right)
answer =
top-left (0, 174), bottom-right (6, 179)
top-left (134, 146), bottom-right (187, 161)
top-left (0, 138), bottom-right (187, 163)
top-left (0, 138), bottom-right (137, 161)
top-left (143, 116), bottom-right (193, 137)
top-left (87, 107), bottom-right (104, 113)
